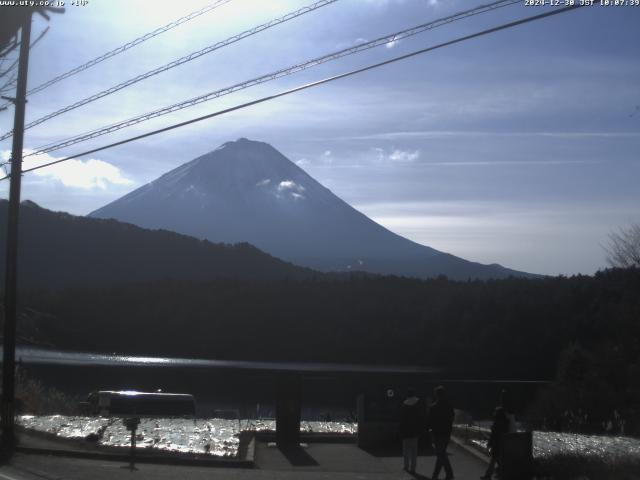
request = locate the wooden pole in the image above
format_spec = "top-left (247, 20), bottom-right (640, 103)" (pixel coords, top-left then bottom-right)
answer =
top-left (2, 9), bottom-right (32, 450)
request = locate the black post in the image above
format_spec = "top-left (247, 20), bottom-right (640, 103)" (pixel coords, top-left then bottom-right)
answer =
top-left (122, 416), bottom-right (139, 471)
top-left (275, 373), bottom-right (301, 447)
top-left (2, 9), bottom-right (32, 450)
top-left (129, 423), bottom-right (137, 470)
top-left (500, 431), bottom-right (533, 480)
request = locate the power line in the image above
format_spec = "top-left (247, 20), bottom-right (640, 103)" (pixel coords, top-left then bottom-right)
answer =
top-left (0, 0), bottom-right (233, 112)
top-left (0, 0), bottom-right (339, 140)
top-left (25, 0), bottom-right (520, 157)
top-left (22, 0), bottom-right (516, 155)
top-left (2, 4), bottom-right (585, 181)
top-left (0, 0), bottom-right (338, 140)
top-left (21, 0), bottom-right (233, 99)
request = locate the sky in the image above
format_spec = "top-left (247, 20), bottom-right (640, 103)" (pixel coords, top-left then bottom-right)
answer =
top-left (0, 0), bottom-right (638, 276)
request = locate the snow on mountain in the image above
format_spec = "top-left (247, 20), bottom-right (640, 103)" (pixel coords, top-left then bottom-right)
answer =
top-left (89, 138), bottom-right (532, 280)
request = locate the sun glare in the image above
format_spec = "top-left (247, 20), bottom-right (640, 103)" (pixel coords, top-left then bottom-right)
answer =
top-left (128, 0), bottom-right (301, 31)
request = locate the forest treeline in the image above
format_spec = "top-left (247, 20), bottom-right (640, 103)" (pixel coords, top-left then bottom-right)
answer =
top-left (13, 267), bottom-right (640, 433)
top-left (0, 200), bottom-right (314, 289)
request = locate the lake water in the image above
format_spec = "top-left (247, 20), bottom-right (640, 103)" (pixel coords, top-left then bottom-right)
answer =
top-left (467, 428), bottom-right (640, 477)
top-left (18, 415), bottom-right (357, 457)
top-left (14, 347), bottom-right (437, 374)
top-left (15, 346), bottom-right (546, 419)
top-left (19, 413), bottom-right (640, 474)
top-left (16, 348), bottom-right (640, 478)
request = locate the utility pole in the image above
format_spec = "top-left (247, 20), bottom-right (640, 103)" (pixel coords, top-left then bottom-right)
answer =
top-left (2, 9), bottom-right (32, 451)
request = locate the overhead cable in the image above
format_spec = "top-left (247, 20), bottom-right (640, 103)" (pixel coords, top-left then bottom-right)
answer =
top-left (2, 4), bottom-right (585, 180)
top-left (29, 0), bottom-right (232, 97)
top-left (0, 0), bottom-right (339, 140)
top-left (0, 0), bottom-right (233, 112)
top-left (25, 0), bottom-right (520, 157)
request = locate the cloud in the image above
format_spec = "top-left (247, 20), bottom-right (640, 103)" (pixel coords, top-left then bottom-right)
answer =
top-left (256, 178), bottom-right (271, 186)
top-left (365, 148), bottom-right (420, 164)
top-left (277, 180), bottom-right (306, 200)
top-left (334, 37), bottom-right (370, 50)
top-left (373, 147), bottom-right (385, 163)
top-left (37, 159), bottom-right (134, 189)
top-left (362, 0), bottom-right (407, 4)
top-left (426, 160), bottom-right (600, 167)
top-left (278, 180), bottom-right (305, 193)
top-left (1, 150), bottom-right (133, 190)
top-left (389, 149), bottom-right (420, 162)
top-left (355, 200), bottom-right (638, 275)
top-left (344, 131), bottom-right (640, 141)
top-left (295, 158), bottom-right (310, 167)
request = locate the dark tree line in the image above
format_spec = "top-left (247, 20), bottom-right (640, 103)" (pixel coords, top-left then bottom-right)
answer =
top-left (0, 200), bottom-right (315, 290)
top-left (11, 267), bottom-right (640, 433)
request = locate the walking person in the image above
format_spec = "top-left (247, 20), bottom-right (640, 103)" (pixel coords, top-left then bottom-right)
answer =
top-left (499, 389), bottom-right (517, 433)
top-left (481, 406), bottom-right (510, 479)
top-left (400, 387), bottom-right (423, 474)
top-left (429, 385), bottom-right (455, 480)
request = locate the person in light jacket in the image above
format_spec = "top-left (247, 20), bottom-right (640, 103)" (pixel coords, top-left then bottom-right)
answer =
top-left (399, 387), bottom-right (424, 474)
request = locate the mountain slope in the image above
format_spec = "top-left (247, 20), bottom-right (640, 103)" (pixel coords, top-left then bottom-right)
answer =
top-left (90, 138), bottom-right (533, 280)
top-left (0, 200), bottom-right (313, 289)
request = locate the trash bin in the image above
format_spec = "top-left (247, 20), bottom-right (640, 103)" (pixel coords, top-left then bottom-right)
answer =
top-left (500, 431), bottom-right (533, 480)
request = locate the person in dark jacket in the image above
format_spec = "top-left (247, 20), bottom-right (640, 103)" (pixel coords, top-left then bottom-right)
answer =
top-left (481, 406), bottom-right (510, 479)
top-left (429, 385), bottom-right (455, 480)
top-left (400, 387), bottom-right (424, 473)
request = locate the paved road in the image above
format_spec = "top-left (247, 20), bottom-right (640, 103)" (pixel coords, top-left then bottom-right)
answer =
top-left (0, 441), bottom-right (487, 480)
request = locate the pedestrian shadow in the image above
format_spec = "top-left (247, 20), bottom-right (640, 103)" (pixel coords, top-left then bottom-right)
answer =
top-left (408, 472), bottom-right (430, 480)
top-left (278, 445), bottom-right (319, 466)
top-left (361, 444), bottom-right (435, 458)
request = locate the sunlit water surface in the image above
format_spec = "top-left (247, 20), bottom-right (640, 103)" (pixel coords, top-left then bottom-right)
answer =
top-left (21, 415), bottom-right (640, 467)
top-left (18, 415), bottom-right (357, 457)
top-left (469, 430), bottom-right (640, 477)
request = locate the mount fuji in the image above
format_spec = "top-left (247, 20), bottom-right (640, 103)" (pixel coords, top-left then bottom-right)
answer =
top-left (89, 138), bottom-right (531, 280)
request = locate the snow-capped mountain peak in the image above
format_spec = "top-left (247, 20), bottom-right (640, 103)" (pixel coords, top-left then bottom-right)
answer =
top-left (89, 138), bottom-right (531, 280)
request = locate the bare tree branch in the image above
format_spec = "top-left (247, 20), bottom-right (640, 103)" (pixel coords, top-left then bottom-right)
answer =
top-left (606, 223), bottom-right (640, 268)
top-left (0, 57), bottom-right (19, 78)
top-left (0, 70), bottom-right (17, 94)
top-left (0, 27), bottom-right (46, 80)
top-left (30, 26), bottom-right (49, 50)
top-left (0, 40), bottom-right (19, 59)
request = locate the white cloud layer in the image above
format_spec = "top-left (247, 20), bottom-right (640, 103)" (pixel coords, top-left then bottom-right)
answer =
top-left (277, 180), bottom-right (305, 192)
top-left (277, 179), bottom-right (306, 200)
top-left (356, 200), bottom-right (639, 276)
top-left (389, 149), bottom-right (420, 162)
top-left (1, 150), bottom-right (133, 190)
top-left (295, 158), bottom-right (310, 167)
